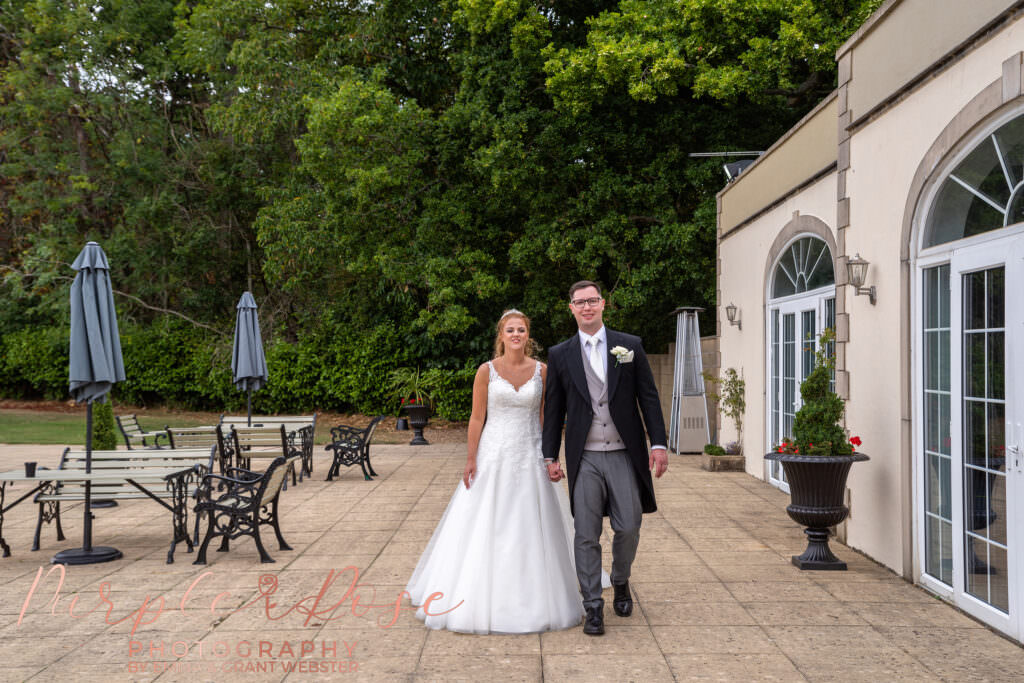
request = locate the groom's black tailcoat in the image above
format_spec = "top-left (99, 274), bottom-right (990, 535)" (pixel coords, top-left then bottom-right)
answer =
top-left (542, 329), bottom-right (667, 515)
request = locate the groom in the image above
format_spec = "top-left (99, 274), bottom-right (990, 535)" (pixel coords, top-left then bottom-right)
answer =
top-left (542, 280), bottom-right (668, 636)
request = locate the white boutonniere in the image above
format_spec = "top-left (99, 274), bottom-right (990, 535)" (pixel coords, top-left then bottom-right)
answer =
top-left (610, 345), bottom-right (634, 366)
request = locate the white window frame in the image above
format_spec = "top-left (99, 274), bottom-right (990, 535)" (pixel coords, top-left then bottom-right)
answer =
top-left (765, 234), bottom-right (837, 490)
top-left (910, 98), bottom-right (1024, 637)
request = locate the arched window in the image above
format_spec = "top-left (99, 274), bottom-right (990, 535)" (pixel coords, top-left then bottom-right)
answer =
top-left (766, 235), bottom-right (835, 491)
top-left (924, 113), bottom-right (1024, 247)
top-left (771, 236), bottom-right (835, 297)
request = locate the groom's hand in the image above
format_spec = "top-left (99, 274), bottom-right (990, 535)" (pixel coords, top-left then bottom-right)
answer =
top-left (649, 448), bottom-right (668, 478)
top-left (546, 461), bottom-right (564, 482)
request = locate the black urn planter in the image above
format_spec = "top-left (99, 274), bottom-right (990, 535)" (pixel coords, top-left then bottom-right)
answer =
top-left (764, 452), bottom-right (869, 570)
top-left (401, 405), bottom-right (431, 446)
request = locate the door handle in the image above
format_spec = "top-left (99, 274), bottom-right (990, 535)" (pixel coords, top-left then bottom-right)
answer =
top-left (1009, 422), bottom-right (1022, 472)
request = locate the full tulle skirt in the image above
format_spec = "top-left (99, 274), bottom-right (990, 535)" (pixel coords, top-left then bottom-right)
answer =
top-left (405, 454), bottom-right (584, 634)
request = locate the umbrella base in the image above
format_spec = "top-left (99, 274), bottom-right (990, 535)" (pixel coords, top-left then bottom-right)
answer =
top-left (52, 546), bottom-right (122, 565)
top-left (89, 500), bottom-right (118, 509)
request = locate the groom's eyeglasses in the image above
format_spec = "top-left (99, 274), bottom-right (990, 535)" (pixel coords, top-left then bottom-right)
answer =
top-left (571, 297), bottom-right (602, 309)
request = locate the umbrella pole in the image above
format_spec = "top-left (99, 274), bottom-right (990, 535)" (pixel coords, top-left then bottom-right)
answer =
top-left (83, 402), bottom-right (92, 551)
top-left (247, 388), bottom-right (252, 427)
top-left (52, 401), bottom-right (122, 565)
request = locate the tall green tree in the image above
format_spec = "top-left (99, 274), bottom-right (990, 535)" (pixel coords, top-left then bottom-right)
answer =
top-left (0, 0), bottom-right (255, 331)
top-left (1, 0), bottom-right (885, 412)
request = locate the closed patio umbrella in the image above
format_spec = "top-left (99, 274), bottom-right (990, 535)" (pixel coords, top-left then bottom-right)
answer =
top-left (232, 292), bottom-right (268, 426)
top-left (56, 241), bottom-right (126, 565)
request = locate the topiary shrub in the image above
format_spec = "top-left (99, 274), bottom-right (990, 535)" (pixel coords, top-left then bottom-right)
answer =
top-left (92, 400), bottom-right (118, 450)
top-left (777, 329), bottom-right (855, 456)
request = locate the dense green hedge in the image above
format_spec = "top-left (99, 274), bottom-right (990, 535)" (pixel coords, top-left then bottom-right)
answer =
top-left (0, 326), bottom-right (69, 400)
top-left (0, 321), bottom-right (476, 421)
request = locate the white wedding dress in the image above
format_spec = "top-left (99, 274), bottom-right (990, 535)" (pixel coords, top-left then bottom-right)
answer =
top-left (405, 360), bottom-right (586, 633)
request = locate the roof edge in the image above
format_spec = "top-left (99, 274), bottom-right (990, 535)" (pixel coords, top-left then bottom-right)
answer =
top-left (836, 0), bottom-right (905, 59)
top-left (717, 90), bottom-right (838, 201)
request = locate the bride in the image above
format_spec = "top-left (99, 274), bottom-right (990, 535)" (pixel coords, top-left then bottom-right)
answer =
top-left (405, 309), bottom-right (590, 633)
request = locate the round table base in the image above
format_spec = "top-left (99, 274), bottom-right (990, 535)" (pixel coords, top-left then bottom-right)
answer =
top-left (52, 546), bottom-right (123, 565)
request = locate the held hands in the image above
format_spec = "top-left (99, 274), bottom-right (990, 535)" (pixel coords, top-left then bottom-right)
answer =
top-left (463, 459), bottom-right (476, 489)
top-left (649, 447), bottom-right (668, 478)
top-left (546, 461), bottom-right (564, 482)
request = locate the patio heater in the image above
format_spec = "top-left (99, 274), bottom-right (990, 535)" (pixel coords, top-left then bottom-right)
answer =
top-left (669, 307), bottom-right (710, 453)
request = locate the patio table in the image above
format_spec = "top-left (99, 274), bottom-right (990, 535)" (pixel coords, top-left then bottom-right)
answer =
top-left (0, 466), bottom-right (198, 563)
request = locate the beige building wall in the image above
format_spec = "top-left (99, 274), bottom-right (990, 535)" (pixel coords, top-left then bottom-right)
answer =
top-left (840, 0), bottom-right (1019, 122)
top-left (842, 13), bottom-right (1024, 573)
top-left (717, 174), bottom-right (837, 477)
top-left (719, 94), bottom-right (837, 236)
top-left (716, 4), bottom-right (1024, 576)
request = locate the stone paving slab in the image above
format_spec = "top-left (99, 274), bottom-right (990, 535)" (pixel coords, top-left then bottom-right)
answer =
top-left (0, 441), bottom-right (1021, 681)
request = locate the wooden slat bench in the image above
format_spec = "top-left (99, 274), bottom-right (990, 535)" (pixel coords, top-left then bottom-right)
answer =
top-left (220, 415), bottom-right (316, 475)
top-left (33, 446), bottom-right (216, 562)
top-left (116, 414), bottom-right (168, 449)
top-left (220, 414), bottom-right (317, 434)
top-left (218, 425), bottom-right (306, 485)
top-left (166, 426), bottom-right (229, 473)
top-left (219, 421), bottom-right (313, 480)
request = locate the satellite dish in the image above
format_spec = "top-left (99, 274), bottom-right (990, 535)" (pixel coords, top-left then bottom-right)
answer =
top-left (723, 159), bottom-right (755, 181)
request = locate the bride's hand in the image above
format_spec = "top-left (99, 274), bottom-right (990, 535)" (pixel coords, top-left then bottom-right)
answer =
top-left (463, 459), bottom-right (477, 488)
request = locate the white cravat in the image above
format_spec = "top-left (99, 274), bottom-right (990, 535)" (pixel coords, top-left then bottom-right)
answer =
top-left (588, 337), bottom-right (605, 383)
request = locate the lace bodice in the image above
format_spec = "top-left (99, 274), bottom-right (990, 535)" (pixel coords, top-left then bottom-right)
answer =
top-left (476, 360), bottom-right (544, 474)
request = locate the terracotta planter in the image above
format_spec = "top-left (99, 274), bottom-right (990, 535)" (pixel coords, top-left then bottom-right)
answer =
top-left (401, 405), bottom-right (431, 446)
top-left (764, 451), bottom-right (869, 570)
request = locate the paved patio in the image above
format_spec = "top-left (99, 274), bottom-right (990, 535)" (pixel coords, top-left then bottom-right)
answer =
top-left (0, 441), bottom-right (1021, 682)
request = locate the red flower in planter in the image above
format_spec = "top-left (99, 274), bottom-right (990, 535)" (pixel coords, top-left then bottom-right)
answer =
top-left (409, 398), bottom-right (417, 405)
top-left (850, 436), bottom-right (862, 448)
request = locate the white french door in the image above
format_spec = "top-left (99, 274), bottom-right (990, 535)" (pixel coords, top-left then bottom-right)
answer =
top-left (767, 292), bottom-right (836, 491)
top-left (918, 233), bottom-right (1023, 639)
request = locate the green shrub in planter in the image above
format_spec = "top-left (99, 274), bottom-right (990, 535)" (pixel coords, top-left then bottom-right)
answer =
top-left (703, 443), bottom-right (726, 455)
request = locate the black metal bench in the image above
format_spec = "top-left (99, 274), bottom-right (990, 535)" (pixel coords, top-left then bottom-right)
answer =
top-left (325, 415), bottom-right (384, 481)
top-left (116, 414), bottom-right (167, 449)
top-left (193, 454), bottom-right (301, 564)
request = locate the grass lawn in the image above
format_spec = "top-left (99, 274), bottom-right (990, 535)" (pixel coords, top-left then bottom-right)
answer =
top-left (0, 409), bottom-right (213, 446)
top-left (0, 405), bottom-right (467, 446)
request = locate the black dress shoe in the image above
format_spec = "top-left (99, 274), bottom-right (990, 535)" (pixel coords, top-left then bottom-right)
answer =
top-left (612, 581), bottom-right (633, 617)
top-left (583, 606), bottom-right (605, 636)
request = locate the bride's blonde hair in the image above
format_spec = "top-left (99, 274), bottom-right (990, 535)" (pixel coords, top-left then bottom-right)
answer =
top-left (493, 309), bottom-right (538, 359)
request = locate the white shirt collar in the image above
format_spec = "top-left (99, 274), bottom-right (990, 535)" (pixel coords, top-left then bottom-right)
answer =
top-left (578, 325), bottom-right (607, 348)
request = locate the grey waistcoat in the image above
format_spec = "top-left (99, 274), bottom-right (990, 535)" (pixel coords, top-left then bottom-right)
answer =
top-left (582, 346), bottom-right (626, 452)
